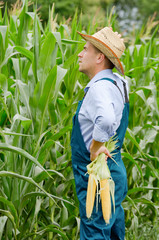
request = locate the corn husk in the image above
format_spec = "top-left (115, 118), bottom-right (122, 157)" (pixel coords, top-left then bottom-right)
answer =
top-left (86, 135), bottom-right (118, 223)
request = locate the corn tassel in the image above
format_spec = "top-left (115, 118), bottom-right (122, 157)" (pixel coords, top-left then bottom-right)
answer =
top-left (86, 173), bottom-right (96, 218)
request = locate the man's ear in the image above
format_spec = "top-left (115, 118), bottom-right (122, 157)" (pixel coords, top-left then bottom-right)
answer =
top-left (96, 53), bottom-right (105, 64)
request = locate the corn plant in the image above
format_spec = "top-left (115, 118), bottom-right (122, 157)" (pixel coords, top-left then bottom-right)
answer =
top-left (0, 1), bottom-right (83, 239)
top-left (122, 22), bottom-right (159, 239)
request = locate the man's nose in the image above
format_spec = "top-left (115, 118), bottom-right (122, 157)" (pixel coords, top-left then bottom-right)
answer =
top-left (78, 51), bottom-right (83, 57)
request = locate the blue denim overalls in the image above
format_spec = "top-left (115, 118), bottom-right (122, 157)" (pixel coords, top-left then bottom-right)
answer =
top-left (71, 78), bottom-right (129, 240)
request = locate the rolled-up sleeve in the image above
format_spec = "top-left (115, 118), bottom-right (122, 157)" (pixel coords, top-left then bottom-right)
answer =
top-left (93, 108), bottom-right (116, 142)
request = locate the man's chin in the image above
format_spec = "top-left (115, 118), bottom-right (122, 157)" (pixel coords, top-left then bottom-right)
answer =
top-left (79, 67), bottom-right (84, 73)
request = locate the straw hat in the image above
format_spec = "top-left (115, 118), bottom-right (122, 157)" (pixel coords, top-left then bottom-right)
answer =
top-left (77, 27), bottom-right (125, 75)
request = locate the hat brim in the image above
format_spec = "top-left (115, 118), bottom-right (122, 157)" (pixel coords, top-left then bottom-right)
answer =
top-left (77, 31), bottom-right (124, 75)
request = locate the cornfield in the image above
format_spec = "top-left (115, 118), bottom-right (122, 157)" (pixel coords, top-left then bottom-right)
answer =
top-left (0, 1), bottom-right (159, 239)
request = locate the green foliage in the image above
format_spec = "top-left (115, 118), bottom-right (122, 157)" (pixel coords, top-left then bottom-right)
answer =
top-left (114, 0), bottom-right (159, 21)
top-left (0, 1), bottom-right (81, 239)
top-left (137, 0), bottom-right (159, 21)
top-left (5, 0), bottom-right (159, 32)
top-left (122, 24), bottom-right (159, 239)
top-left (0, 0), bottom-right (159, 239)
top-left (30, 0), bottom-right (84, 23)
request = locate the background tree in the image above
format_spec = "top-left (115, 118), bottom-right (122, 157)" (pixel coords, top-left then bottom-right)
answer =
top-left (4, 0), bottom-right (158, 32)
top-left (30, 0), bottom-right (85, 23)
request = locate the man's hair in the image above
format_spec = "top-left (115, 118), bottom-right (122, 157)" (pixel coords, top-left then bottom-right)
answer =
top-left (93, 45), bottom-right (114, 69)
top-left (93, 45), bottom-right (102, 54)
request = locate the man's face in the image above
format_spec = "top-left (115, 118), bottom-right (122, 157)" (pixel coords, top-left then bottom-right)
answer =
top-left (78, 41), bottom-right (99, 77)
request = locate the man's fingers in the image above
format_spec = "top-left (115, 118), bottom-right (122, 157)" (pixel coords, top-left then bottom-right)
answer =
top-left (104, 148), bottom-right (111, 158)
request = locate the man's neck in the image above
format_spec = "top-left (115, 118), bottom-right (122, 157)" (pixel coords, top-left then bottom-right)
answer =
top-left (88, 67), bottom-right (112, 80)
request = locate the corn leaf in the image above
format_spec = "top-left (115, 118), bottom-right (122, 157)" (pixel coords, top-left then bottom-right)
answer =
top-left (0, 171), bottom-right (55, 204)
top-left (0, 197), bottom-right (18, 225)
top-left (0, 216), bottom-right (7, 239)
top-left (0, 209), bottom-right (17, 240)
top-left (0, 143), bottom-right (51, 179)
top-left (14, 46), bottom-right (34, 62)
top-left (37, 32), bottom-right (56, 89)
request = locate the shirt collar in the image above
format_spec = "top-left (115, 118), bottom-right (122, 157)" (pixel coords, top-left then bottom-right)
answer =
top-left (84, 69), bottom-right (114, 93)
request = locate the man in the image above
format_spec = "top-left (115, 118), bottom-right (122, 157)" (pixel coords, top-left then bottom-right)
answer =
top-left (71, 27), bottom-right (129, 240)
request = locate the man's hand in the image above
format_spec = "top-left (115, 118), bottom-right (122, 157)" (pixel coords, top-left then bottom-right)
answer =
top-left (90, 139), bottom-right (111, 161)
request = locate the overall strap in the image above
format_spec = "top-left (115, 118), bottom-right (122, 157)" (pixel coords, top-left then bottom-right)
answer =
top-left (95, 77), bottom-right (129, 104)
top-left (121, 80), bottom-right (129, 103)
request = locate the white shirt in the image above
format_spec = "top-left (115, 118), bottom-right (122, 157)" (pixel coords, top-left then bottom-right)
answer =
top-left (78, 69), bottom-right (128, 151)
